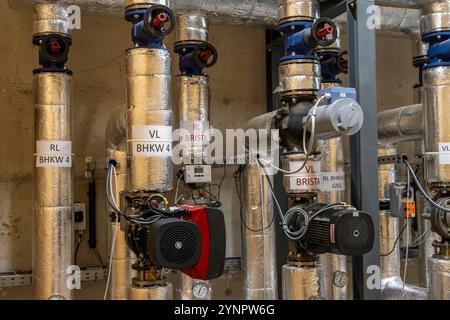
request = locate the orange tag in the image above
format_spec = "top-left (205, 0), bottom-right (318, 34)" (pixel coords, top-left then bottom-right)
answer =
top-left (402, 200), bottom-right (416, 218)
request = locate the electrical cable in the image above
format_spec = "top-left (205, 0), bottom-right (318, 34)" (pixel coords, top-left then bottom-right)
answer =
top-left (233, 165), bottom-right (275, 233)
top-left (104, 214), bottom-right (119, 300)
top-left (402, 167), bottom-right (411, 299)
top-left (174, 172), bottom-right (184, 205)
top-left (258, 94), bottom-right (330, 175)
top-left (380, 222), bottom-right (408, 257)
top-left (403, 159), bottom-right (450, 213)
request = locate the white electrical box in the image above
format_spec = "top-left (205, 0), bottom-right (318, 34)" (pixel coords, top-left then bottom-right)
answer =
top-left (185, 165), bottom-right (212, 184)
top-left (74, 202), bottom-right (86, 231)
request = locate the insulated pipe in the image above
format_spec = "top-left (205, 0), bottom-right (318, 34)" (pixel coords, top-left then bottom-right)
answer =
top-left (282, 263), bottom-right (324, 300)
top-left (33, 4), bottom-right (73, 300)
top-left (380, 212), bottom-right (429, 299)
top-left (11, 1), bottom-right (421, 38)
top-left (125, 0), bottom-right (174, 300)
top-left (241, 163), bottom-right (278, 300)
top-left (377, 104), bottom-right (424, 146)
top-left (317, 136), bottom-right (348, 300)
top-left (105, 106), bottom-right (131, 300)
top-left (378, 147), bottom-right (429, 299)
top-left (177, 14), bottom-right (213, 300)
top-left (317, 83), bottom-right (348, 300)
top-left (126, 48), bottom-right (173, 192)
top-left (129, 282), bottom-right (174, 299)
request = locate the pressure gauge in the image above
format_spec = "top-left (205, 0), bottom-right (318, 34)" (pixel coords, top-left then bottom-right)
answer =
top-left (192, 281), bottom-right (210, 299)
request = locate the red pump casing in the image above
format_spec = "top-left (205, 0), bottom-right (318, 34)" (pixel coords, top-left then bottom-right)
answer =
top-left (177, 205), bottom-right (226, 280)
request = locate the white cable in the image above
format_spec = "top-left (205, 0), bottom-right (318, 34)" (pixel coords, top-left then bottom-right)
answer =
top-left (104, 167), bottom-right (120, 300)
top-left (174, 173), bottom-right (184, 205)
top-left (258, 94), bottom-right (329, 176)
top-left (402, 168), bottom-right (411, 299)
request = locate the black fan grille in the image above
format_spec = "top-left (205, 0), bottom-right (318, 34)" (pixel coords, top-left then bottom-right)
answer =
top-left (160, 225), bottom-right (199, 265)
top-left (339, 215), bottom-right (371, 251)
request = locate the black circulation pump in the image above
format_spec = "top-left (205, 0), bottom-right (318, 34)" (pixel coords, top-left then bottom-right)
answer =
top-left (286, 203), bottom-right (375, 256)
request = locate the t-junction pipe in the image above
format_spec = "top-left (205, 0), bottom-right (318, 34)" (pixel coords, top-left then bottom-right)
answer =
top-left (377, 103), bottom-right (424, 146)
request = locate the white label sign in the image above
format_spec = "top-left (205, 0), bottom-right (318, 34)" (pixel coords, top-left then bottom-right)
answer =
top-left (131, 125), bottom-right (173, 157)
top-left (180, 121), bottom-right (210, 147)
top-left (320, 172), bottom-right (346, 192)
top-left (439, 143), bottom-right (450, 164)
top-left (36, 140), bottom-right (72, 168)
top-left (288, 160), bottom-right (321, 190)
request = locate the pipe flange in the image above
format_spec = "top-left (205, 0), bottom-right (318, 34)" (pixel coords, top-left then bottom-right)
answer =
top-left (420, 0), bottom-right (450, 35)
top-left (33, 4), bottom-right (70, 37)
top-left (278, 58), bottom-right (321, 98)
top-left (125, 0), bottom-right (169, 12)
top-left (176, 15), bottom-right (209, 45)
top-left (278, 0), bottom-right (319, 25)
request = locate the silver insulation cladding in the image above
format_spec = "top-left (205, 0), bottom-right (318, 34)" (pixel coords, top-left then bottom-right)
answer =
top-left (380, 212), bottom-right (401, 279)
top-left (178, 273), bottom-right (213, 300)
top-left (126, 48), bottom-right (173, 192)
top-left (107, 222), bottom-right (131, 300)
top-left (420, 0), bottom-right (450, 35)
top-left (429, 257), bottom-right (450, 300)
top-left (377, 103), bottom-right (423, 146)
top-left (241, 163), bottom-right (278, 300)
top-left (278, 0), bottom-right (319, 24)
top-left (177, 14), bottom-right (209, 43)
top-left (379, 212), bottom-right (429, 299)
top-left (15, 0), bottom-right (277, 26)
top-left (423, 66), bottom-right (450, 186)
top-left (378, 146), bottom-right (397, 200)
top-left (282, 264), bottom-right (324, 300)
top-left (277, 59), bottom-right (321, 98)
top-left (124, 0), bottom-right (169, 10)
top-left (33, 3), bottom-right (69, 37)
top-left (128, 282), bottom-right (174, 300)
top-left (319, 254), bottom-right (348, 300)
top-left (33, 72), bottom-right (73, 300)
top-left (178, 75), bottom-right (210, 162)
top-left (318, 136), bottom-right (348, 300)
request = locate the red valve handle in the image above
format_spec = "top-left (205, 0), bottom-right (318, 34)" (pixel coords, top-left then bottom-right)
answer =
top-left (199, 49), bottom-right (213, 62)
top-left (152, 11), bottom-right (169, 29)
top-left (49, 41), bottom-right (62, 54)
top-left (316, 23), bottom-right (334, 39)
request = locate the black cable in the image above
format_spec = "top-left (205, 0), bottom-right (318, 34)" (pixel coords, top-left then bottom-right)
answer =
top-left (216, 164), bottom-right (227, 203)
top-left (94, 248), bottom-right (103, 267)
top-left (74, 232), bottom-right (83, 265)
top-left (74, 241), bottom-right (81, 265)
top-left (403, 159), bottom-right (450, 213)
top-left (380, 222), bottom-right (408, 257)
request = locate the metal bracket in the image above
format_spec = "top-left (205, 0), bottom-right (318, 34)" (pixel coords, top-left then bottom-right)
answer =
top-left (378, 153), bottom-right (408, 165)
top-left (0, 267), bottom-right (106, 288)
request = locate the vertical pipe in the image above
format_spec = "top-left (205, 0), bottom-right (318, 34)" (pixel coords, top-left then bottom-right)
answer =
top-left (33, 4), bottom-right (73, 300)
top-left (242, 163), bottom-right (278, 300)
top-left (318, 137), bottom-right (348, 300)
top-left (282, 263), bottom-right (324, 300)
top-left (106, 148), bottom-right (131, 300)
top-left (34, 72), bottom-right (73, 301)
top-left (176, 14), bottom-right (213, 300)
top-left (126, 48), bottom-right (173, 193)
